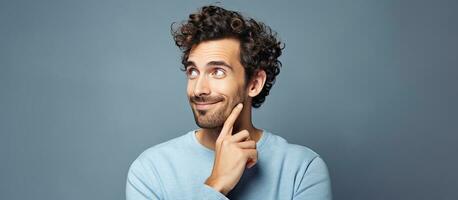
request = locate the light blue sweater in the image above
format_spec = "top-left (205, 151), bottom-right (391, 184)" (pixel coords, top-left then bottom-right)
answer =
top-left (126, 129), bottom-right (332, 199)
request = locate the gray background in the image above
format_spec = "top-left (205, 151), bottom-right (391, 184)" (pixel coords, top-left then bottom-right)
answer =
top-left (1, 0), bottom-right (457, 199)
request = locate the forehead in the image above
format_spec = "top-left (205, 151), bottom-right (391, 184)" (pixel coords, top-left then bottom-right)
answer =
top-left (188, 38), bottom-right (241, 66)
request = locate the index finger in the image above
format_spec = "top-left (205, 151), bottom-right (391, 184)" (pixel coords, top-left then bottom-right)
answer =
top-left (219, 103), bottom-right (243, 138)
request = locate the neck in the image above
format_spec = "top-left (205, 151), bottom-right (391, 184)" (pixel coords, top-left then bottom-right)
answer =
top-left (195, 104), bottom-right (263, 151)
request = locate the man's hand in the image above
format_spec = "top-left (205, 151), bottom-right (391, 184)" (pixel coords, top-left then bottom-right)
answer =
top-left (204, 103), bottom-right (258, 195)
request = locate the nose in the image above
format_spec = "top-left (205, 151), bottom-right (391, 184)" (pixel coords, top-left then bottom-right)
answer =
top-left (193, 74), bottom-right (210, 97)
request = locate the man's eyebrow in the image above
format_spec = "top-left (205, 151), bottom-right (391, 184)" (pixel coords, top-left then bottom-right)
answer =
top-left (207, 61), bottom-right (233, 70)
top-left (184, 61), bottom-right (196, 69)
top-left (184, 60), bottom-right (233, 71)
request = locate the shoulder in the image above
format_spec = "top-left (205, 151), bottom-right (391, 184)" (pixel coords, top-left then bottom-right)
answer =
top-left (265, 131), bottom-right (330, 175)
top-left (267, 131), bottom-right (321, 162)
top-left (266, 131), bottom-right (331, 186)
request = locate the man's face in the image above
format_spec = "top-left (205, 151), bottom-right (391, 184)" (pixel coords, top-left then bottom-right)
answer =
top-left (185, 38), bottom-right (247, 129)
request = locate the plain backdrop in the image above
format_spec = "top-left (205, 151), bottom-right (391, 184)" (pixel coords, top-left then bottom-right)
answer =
top-left (1, 0), bottom-right (457, 199)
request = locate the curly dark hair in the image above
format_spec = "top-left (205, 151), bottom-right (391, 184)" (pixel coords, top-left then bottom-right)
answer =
top-left (171, 5), bottom-right (284, 108)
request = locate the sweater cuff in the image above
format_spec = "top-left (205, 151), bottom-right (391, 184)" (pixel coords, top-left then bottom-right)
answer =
top-left (201, 184), bottom-right (230, 200)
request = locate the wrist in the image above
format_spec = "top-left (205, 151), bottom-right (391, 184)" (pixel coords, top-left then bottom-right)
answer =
top-left (205, 176), bottom-right (228, 195)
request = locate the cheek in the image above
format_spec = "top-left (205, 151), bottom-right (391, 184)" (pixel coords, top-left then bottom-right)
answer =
top-left (211, 79), bottom-right (241, 99)
top-left (186, 82), bottom-right (193, 95)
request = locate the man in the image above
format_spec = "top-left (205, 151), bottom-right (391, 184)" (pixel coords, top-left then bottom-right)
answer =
top-left (126, 5), bottom-right (332, 200)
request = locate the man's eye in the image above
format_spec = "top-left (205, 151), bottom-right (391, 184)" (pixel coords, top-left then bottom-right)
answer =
top-left (186, 68), bottom-right (198, 79)
top-left (211, 68), bottom-right (226, 78)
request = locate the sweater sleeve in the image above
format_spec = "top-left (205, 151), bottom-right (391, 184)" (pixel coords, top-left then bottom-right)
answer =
top-left (199, 184), bottom-right (230, 200)
top-left (126, 156), bottom-right (229, 200)
top-left (293, 156), bottom-right (333, 200)
top-left (126, 158), bottom-right (164, 200)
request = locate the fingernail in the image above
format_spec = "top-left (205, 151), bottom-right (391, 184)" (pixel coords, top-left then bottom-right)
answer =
top-left (238, 103), bottom-right (243, 108)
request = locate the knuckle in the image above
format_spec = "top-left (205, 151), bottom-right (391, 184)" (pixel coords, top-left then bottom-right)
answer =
top-left (243, 152), bottom-right (250, 159)
top-left (252, 157), bottom-right (258, 163)
top-left (241, 130), bottom-right (249, 137)
top-left (252, 149), bottom-right (257, 155)
top-left (252, 153), bottom-right (258, 162)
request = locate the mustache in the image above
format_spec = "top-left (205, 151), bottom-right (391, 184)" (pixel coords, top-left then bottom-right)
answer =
top-left (190, 95), bottom-right (224, 104)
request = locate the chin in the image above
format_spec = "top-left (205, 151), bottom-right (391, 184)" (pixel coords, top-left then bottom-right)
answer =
top-left (196, 122), bottom-right (219, 129)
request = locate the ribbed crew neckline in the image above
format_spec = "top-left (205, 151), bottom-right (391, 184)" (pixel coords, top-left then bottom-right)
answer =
top-left (189, 129), bottom-right (271, 154)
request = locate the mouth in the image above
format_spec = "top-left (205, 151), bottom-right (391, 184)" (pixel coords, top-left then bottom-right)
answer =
top-left (194, 101), bottom-right (221, 110)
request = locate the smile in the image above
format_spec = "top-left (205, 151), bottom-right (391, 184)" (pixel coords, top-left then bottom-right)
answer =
top-left (194, 101), bottom-right (221, 110)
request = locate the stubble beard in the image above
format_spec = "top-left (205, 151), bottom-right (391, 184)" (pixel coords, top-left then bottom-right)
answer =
top-left (190, 89), bottom-right (246, 129)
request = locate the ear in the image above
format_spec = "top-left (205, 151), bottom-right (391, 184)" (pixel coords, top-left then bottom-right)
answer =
top-left (247, 69), bottom-right (267, 98)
